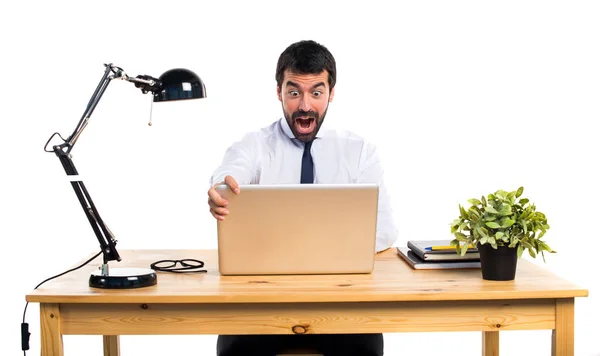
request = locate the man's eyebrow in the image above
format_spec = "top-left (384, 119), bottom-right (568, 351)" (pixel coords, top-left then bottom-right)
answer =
top-left (285, 81), bottom-right (326, 90)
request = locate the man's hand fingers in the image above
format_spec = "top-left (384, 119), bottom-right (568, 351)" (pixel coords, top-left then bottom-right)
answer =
top-left (207, 176), bottom-right (239, 221)
top-left (210, 208), bottom-right (225, 221)
top-left (208, 186), bottom-right (228, 207)
top-left (208, 199), bottom-right (229, 215)
top-left (224, 175), bottom-right (240, 194)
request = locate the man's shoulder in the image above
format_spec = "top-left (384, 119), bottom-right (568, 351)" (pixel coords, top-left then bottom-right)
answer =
top-left (318, 127), bottom-right (381, 160)
top-left (318, 127), bottom-right (371, 145)
top-left (258, 120), bottom-right (283, 135)
top-left (235, 120), bottom-right (282, 142)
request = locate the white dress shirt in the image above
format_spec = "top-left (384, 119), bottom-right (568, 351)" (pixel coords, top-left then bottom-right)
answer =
top-left (211, 118), bottom-right (398, 252)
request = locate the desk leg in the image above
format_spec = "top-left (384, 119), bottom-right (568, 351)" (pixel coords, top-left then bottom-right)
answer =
top-left (482, 331), bottom-right (499, 356)
top-left (552, 298), bottom-right (574, 356)
top-left (40, 303), bottom-right (63, 356)
top-left (103, 335), bottom-right (120, 356)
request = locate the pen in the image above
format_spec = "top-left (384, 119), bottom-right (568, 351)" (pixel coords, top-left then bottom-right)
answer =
top-left (425, 245), bottom-right (456, 251)
top-left (425, 244), bottom-right (475, 251)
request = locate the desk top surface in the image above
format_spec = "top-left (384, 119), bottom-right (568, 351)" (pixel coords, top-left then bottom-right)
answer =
top-left (26, 248), bottom-right (588, 304)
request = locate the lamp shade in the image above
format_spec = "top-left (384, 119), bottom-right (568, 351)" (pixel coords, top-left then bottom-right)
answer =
top-left (153, 68), bottom-right (206, 102)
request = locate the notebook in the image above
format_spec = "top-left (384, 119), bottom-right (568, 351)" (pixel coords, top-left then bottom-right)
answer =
top-left (407, 239), bottom-right (480, 261)
top-left (397, 247), bottom-right (481, 270)
top-left (215, 183), bottom-right (379, 275)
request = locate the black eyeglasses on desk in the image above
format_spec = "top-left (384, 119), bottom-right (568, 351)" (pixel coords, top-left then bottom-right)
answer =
top-left (150, 259), bottom-right (207, 273)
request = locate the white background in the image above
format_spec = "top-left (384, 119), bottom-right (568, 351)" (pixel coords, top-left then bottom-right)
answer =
top-left (2, 1), bottom-right (598, 355)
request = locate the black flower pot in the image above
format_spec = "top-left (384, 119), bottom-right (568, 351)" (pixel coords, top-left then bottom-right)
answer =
top-left (477, 243), bottom-right (518, 281)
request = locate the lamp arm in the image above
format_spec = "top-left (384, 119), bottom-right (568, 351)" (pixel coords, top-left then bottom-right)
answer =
top-left (63, 64), bottom-right (160, 150)
top-left (44, 63), bottom-right (127, 267)
top-left (55, 152), bottom-right (121, 265)
top-left (67, 64), bottom-right (115, 150)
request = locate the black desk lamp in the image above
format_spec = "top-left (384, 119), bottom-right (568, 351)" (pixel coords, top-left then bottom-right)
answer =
top-left (44, 63), bottom-right (206, 289)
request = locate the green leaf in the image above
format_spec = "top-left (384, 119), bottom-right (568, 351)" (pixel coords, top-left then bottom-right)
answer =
top-left (509, 238), bottom-right (519, 248)
top-left (521, 221), bottom-right (528, 234)
top-left (517, 244), bottom-right (524, 258)
top-left (454, 232), bottom-right (467, 241)
top-left (507, 191), bottom-right (516, 203)
top-left (476, 227), bottom-right (488, 239)
top-left (501, 218), bottom-right (515, 228)
top-left (485, 215), bottom-right (497, 221)
top-left (538, 212), bottom-right (547, 220)
top-left (516, 186), bottom-right (524, 198)
top-left (495, 231), bottom-right (504, 239)
top-left (519, 198), bottom-right (529, 205)
top-left (453, 234), bottom-right (465, 242)
top-left (468, 199), bottom-right (482, 206)
top-left (485, 205), bottom-right (499, 214)
top-left (460, 205), bottom-right (469, 219)
top-left (486, 222), bottom-right (501, 229)
top-left (498, 203), bottom-right (512, 216)
top-left (461, 242), bottom-right (470, 256)
top-left (521, 240), bottom-right (533, 250)
top-left (539, 241), bottom-right (556, 253)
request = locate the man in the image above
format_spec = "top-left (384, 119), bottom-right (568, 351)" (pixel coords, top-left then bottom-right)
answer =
top-left (207, 40), bottom-right (397, 356)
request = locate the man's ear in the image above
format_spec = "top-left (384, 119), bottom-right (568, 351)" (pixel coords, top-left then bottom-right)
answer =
top-left (277, 86), bottom-right (282, 102)
top-left (329, 87), bottom-right (335, 102)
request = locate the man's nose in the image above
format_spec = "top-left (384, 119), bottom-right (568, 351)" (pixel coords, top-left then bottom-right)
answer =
top-left (299, 95), bottom-right (312, 111)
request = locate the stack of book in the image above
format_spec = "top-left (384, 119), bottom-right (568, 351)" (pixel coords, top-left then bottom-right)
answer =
top-left (397, 240), bottom-right (481, 269)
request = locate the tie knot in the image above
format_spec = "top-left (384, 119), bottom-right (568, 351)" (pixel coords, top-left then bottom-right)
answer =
top-left (304, 140), bottom-right (313, 151)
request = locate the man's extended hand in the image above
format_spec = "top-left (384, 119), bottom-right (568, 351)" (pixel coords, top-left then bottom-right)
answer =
top-left (207, 175), bottom-right (240, 221)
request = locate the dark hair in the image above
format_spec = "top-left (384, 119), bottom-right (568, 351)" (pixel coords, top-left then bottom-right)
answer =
top-left (275, 40), bottom-right (336, 91)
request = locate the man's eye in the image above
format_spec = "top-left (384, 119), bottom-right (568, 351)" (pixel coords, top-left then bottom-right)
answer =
top-left (313, 91), bottom-right (322, 97)
top-left (288, 91), bottom-right (299, 96)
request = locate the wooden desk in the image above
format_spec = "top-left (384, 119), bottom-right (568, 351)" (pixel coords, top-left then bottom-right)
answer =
top-left (26, 249), bottom-right (588, 356)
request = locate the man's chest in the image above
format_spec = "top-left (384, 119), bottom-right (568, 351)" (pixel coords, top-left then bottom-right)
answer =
top-left (255, 142), bottom-right (361, 184)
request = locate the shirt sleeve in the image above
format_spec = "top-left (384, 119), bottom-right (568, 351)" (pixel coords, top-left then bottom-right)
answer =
top-left (357, 141), bottom-right (399, 253)
top-left (210, 133), bottom-right (259, 187)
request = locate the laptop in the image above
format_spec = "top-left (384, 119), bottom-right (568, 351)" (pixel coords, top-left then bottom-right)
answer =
top-left (215, 183), bottom-right (379, 275)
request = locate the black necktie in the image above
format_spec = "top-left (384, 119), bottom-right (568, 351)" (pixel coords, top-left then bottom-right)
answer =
top-left (300, 140), bottom-right (314, 184)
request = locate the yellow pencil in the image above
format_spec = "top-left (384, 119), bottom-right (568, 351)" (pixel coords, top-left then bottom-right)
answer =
top-left (428, 244), bottom-right (475, 251)
top-left (429, 245), bottom-right (456, 251)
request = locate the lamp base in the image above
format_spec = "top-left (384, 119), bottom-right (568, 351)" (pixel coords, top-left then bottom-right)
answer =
top-left (89, 268), bottom-right (157, 289)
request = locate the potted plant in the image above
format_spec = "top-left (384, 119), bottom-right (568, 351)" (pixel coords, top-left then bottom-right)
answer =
top-left (450, 186), bottom-right (555, 281)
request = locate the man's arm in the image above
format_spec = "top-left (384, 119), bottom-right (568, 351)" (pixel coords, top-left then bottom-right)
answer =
top-left (210, 133), bottom-right (259, 186)
top-left (208, 133), bottom-right (259, 221)
top-left (357, 141), bottom-right (399, 253)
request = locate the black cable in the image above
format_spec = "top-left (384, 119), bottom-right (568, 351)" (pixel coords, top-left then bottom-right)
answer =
top-left (22, 250), bottom-right (102, 355)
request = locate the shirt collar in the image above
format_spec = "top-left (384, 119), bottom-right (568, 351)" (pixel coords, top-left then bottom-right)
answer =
top-left (280, 117), bottom-right (296, 139)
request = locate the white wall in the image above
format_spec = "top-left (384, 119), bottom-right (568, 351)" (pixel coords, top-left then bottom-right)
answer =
top-left (2, 1), bottom-right (598, 355)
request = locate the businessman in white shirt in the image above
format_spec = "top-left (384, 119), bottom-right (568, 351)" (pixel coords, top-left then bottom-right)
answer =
top-left (207, 40), bottom-right (397, 356)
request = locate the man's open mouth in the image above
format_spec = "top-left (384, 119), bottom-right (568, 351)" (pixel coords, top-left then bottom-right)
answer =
top-left (295, 118), bottom-right (315, 134)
